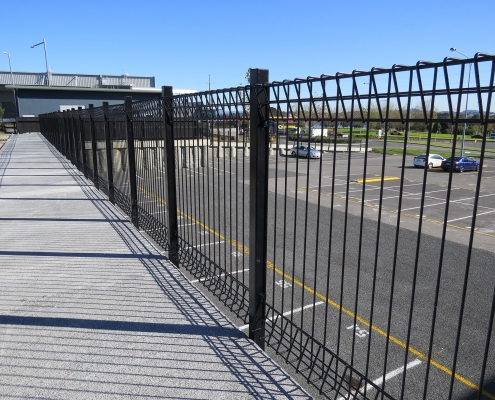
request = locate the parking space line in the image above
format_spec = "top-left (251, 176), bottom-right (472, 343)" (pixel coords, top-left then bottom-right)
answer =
top-left (448, 209), bottom-right (495, 223)
top-left (368, 359), bottom-right (422, 391)
top-left (337, 359), bottom-right (422, 400)
top-left (398, 193), bottom-right (495, 212)
top-left (190, 268), bottom-right (248, 284)
top-left (308, 185), bottom-right (495, 238)
top-left (238, 301), bottom-right (324, 331)
top-left (184, 240), bottom-right (225, 250)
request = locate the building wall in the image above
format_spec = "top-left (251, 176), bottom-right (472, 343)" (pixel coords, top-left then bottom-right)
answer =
top-left (1, 89), bottom-right (17, 118)
top-left (16, 88), bottom-right (160, 116)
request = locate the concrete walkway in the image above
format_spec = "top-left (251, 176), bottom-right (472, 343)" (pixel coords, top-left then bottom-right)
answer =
top-left (0, 134), bottom-right (310, 399)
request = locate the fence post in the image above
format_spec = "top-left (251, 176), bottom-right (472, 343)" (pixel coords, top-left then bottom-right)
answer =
top-left (88, 104), bottom-right (99, 190)
top-left (66, 110), bottom-right (72, 161)
top-left (58, 115), bottom-right (64, 154)
top-left (70, 108), bottom-right (78, 165)
top-left (62, 110), bottom-right (69, 158)
top-left (248, 68), bottom-right (270, 350)
top-left (103, 102), bottom-right (115, 204)
top-left (162, 86), bottom-right (179, 266)
top-left (125, 96), bottom-right (139, 228)
top-left (78, 107), bottom-right (87, 176)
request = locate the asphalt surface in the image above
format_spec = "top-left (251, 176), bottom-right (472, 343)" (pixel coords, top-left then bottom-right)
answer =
top-left (0, 134), bottom-right (311, 399)
top-left (156, 147), bottom-right (495, 399)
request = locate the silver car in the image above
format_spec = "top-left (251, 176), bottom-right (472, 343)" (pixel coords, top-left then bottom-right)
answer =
top-left (291, 145), bottom-right (321, 159)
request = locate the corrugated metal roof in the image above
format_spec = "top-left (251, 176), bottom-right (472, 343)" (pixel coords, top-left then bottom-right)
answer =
top-left (0, 71), bottom-right (155, 88)
top-left (2, 84), bottom-right (161, 94)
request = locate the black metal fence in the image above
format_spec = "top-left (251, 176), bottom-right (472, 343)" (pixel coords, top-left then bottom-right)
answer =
top-left (40, 53), bottom-right (495, 399)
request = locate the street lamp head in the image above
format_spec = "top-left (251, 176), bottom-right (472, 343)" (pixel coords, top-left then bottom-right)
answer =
top-left (450, 47), bottom-right (456, 52)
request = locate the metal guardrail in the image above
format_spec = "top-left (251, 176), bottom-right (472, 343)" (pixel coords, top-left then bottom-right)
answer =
top-left (40, 54), bottom-right (495, 399)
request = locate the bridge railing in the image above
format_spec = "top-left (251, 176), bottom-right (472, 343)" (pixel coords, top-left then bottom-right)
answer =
top-left (40, 53), bottom-right (495, 399)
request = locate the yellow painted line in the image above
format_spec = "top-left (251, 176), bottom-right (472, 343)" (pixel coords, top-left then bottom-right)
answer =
top-left (356, 176), bottom-right (400, 184)
top-left (266, 263), bottom-right (495, 399)
top-left (137, 185), bottom-right (250, 254)
top-left (136, 184), bottom-right (494, 399)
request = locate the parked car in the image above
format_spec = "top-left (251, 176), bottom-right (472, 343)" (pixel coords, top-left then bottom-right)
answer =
top-left (489, 133), bottom-right (495, 139)
top-left (441, 156), bottom-right (480, 172)
top-left (413, 154), bottom-right (445, 169)
top-left (291, 145), bottom-right (321, 159)
top-left (471, 134), bottom-right (484, 139)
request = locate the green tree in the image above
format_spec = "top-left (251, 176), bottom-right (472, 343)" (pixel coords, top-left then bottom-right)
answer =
top-left (245, 68), bottom-right (251, 84)
top-left (432, 122), bottom-right (442, 133)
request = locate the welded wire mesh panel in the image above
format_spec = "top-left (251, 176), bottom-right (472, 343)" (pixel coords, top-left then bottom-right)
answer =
top-left (107, 104), bottom-right (131, 215)
top-left (88, 107), bottom-right (108, 195)
top-left (129, 98), bottom-right (170, 251)
top-left (262, 54), bottom-right (495, 399)
top-left (79, 110), bottom-right (92, 179)
top-left (170, 88), bottom-right (251, 321)
top-left (68, 111), bottom-right (83, 172)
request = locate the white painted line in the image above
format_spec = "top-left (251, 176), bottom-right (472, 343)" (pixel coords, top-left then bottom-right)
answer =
top-left (369, 358), bottom-right (422, 389)
top-left (447, 209), bottom-right (495, 223)
top-left (337, 359), bottom-right (422, 400)
top-left (184, 240), bottom-right (225, 250)
top-left (178, 223), bottom-right (194, 227)
top-left (190, 268), bottom-right (248, 284)
top-left (207, 165), bottom-right (234, 175)
top-left (238, 301), bottom-right (324, 331)
top-left (399, 192), bottom-right (494, 212)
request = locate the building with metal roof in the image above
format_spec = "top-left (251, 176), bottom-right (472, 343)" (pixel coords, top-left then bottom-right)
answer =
top-left (0, 70), bottom-right (161, 120)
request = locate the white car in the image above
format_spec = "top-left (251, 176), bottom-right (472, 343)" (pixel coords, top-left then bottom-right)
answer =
top-left (413, 154), bottom-right (445, 168)
top-left (291, 145), bottom-right (321, 159)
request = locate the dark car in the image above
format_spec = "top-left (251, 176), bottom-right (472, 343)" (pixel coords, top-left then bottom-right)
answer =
top-left (471, 134), bottom-right (484, 139)
top-left (441, 156), bottom-right (480, 172)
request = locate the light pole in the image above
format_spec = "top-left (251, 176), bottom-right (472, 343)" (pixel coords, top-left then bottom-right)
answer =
top-left (3, 52), bottom-right (14, 85)
top-left (450, 47), bottom-right (471, 157)
top-left (31, 39), bottom-right (50, 86)
top-left (3, 52), bottom-right (16, 111)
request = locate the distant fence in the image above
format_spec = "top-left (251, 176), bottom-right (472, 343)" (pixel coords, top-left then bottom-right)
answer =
top-left (40, 53), bottom-right (495, 399)
top-left (16, 117), bottom-right (40, 133)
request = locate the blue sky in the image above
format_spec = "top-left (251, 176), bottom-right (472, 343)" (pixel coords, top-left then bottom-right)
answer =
top-left (2, 0), bottom-right (494, 93)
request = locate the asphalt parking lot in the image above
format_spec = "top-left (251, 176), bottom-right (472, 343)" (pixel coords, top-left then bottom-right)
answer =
top-left (135, 148), bottom-right (495, 399)
top-left (285, 152), bottom-right (495, 250)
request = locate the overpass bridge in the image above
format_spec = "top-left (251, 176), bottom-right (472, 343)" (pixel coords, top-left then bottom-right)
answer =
top-left (0, 134), bottom-right (309, 399)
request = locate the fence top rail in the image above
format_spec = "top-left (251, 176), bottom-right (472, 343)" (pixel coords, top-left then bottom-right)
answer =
top-left (38, 54), bottom-right (495, 127)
